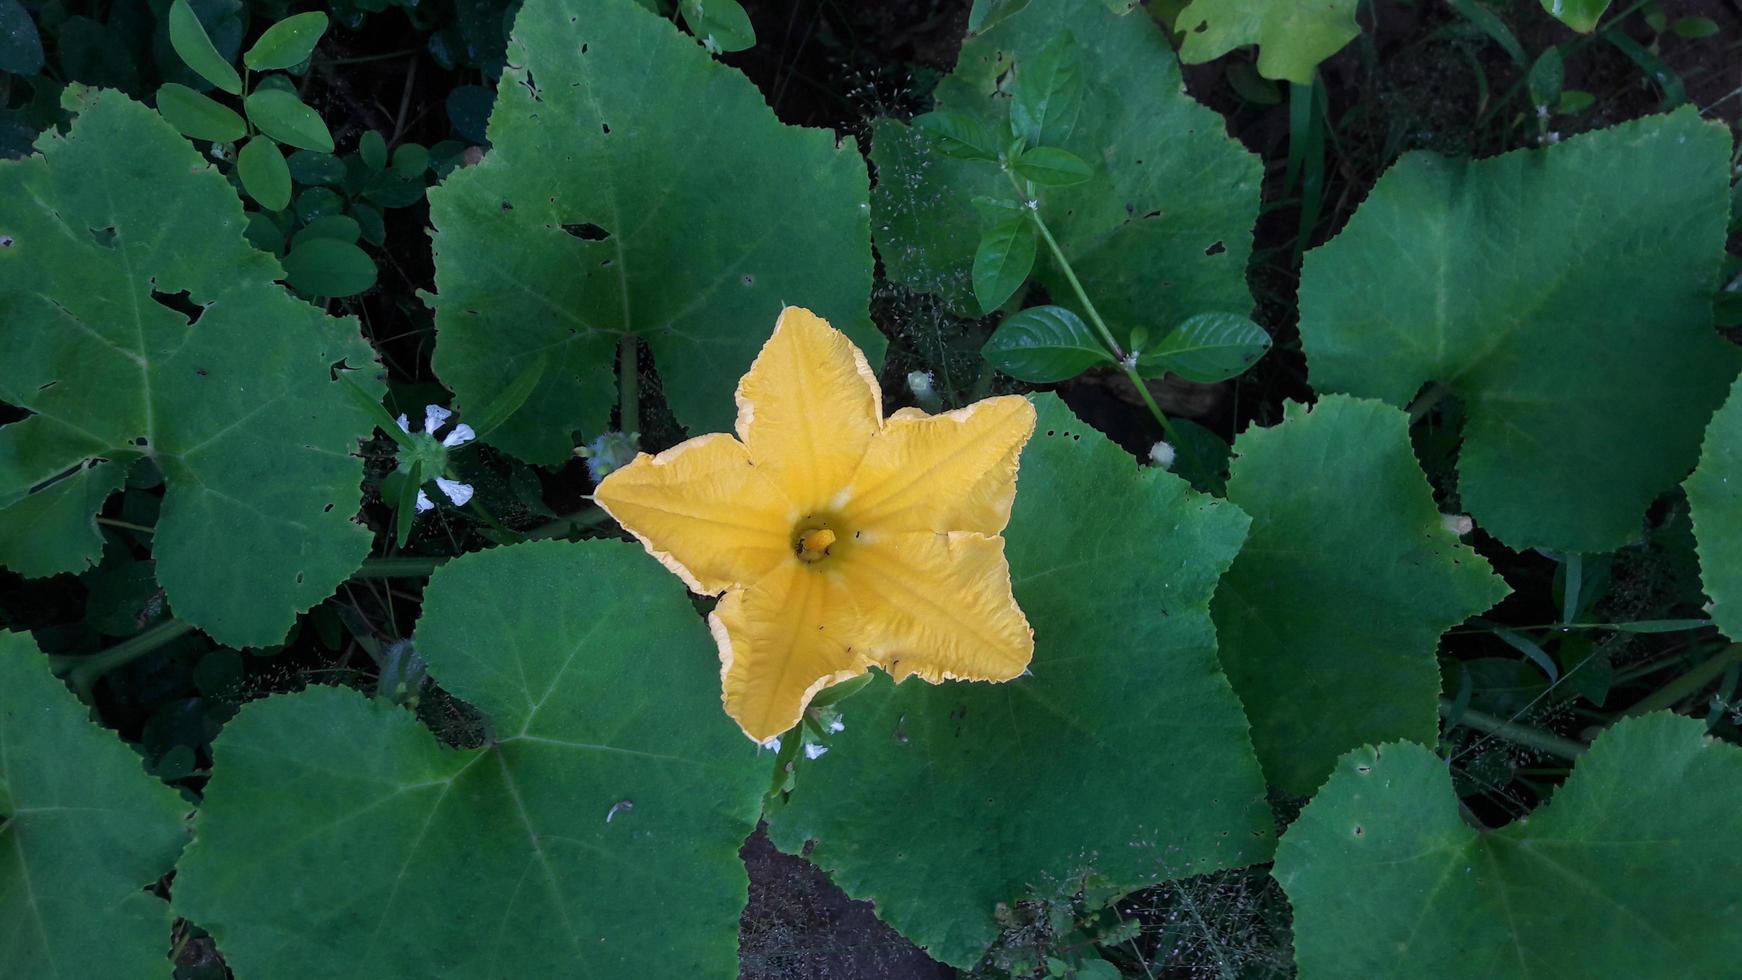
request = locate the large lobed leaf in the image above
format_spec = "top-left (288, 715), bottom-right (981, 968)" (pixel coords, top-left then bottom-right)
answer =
top-left (1213, 397), bottom-right (1510, 796)
top-left (428, 0), bottom-right (882, 465)
top-left (1, 629), bottom-right (189, 978)
top-left (766, 394), bottom-right (1273, 967)
top-left (172, 540), bottom-right (767, 978)
top-left (1173, 0), bottom-right (1362, 84)
top-left (874, 0), bottom-right (1260, 342)
top-left (1275, 712), bottom-right (1742, 978)
top-left (1299, 108), bottom-right (1739, 554)
top-left (0, 87), bottom-right (380, 647)
top-left (1685, 377), bottom-right (1742, 640)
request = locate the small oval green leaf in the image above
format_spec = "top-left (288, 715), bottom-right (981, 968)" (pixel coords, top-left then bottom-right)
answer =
top-left (236, 137), bottom-right (291, 211)
top-left (156, 83), bottom-right (246, 142)
top-left (1137, 312), bottom-right (1272, 382)
top-left (293, 214), bottom-right (362, 247)
top-left (243, 11), bottom-right (329, 71)
top-left (244, 88), bottom-right (334, 152)
top-left (281, 237), bottom-right (375, 297)
top-left (972, 216), bottom-right (1037, 315)
top-left (1011, 146), bottom-right (1093, 187)
top-left (982, 305), bottom-right (1114, 382)
top-left (168, 0), bottom-right (241, 94)
top-left (390, 141), bottom-right (429, 177)
top-left (359, 129), bottom-right (387, 170)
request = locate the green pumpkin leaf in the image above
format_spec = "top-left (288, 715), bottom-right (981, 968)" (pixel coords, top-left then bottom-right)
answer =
top-left (1, 629), bottom-right (188, 978)
top-left (678, 0), bottom-right (755, 53)
top-left (282, 237), bottom-right (377, 297)
top-left (0, 88), bottom-right (380, 647)
top-left (244, 87), bottom-right (335, 152)
top-left (1540, 0), bottom-right (1611, 32)
top-left (766, 395), bottom-right (1273, 968)
top-left (236, 137), bottom-right (291, 210)
top-left (972, 214), bottom-right (1037, 313)
top-left (156, 83), bottom-right (246, 142)
top-left (243, 11), bottom-right (329, 71)
top-left (874, 0), bottom-right (1258, 341)
top-left (1684, 378), bottom-right (1742, 640)
top-left (1011, 145), bottom-right (1093, 187)
top-left (1275, 712), bottom-right (1742, 977)
top-left (1299, 109), bottom-right (1739, 553)
top-left (1174, 0), bottom-right (1360, 85)
top-left (1136, 311), bottom-right (1271, 382)
top-left (1009, 33), bottom-right (1083, 146)
top-left (981, 304), bottom-right (1112, 382)
top-left (428, 0), bottom-right (880, 465)
top-left (172, 540), bottom-right (767, 978)
top-left (0, 460), bottom-right (129, 576)
top-left (168, 0), bottom-right (242, 94)
top-left (1212, 397), bottom-right (1510, 796)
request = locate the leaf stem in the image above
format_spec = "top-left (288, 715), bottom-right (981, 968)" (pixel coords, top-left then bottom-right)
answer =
top-left (96, 516), bottom-right (156, 535)
top-left (1623, 644), bottom-right (1742, 717)
top-left (618, 334), bottom-right (640, 438)
top-left (1022, 196), bottom-right (1181, 442)
top-left (50, 619), bottom-right (199, 701)
top-left (356, 556), bottom-right (447, 578)
top-left (1438, 698), bottom-right (1588, 760)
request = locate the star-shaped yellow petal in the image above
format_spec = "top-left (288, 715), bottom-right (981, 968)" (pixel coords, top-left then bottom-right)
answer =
top-left (594, 306), bottom-right (1037, 742)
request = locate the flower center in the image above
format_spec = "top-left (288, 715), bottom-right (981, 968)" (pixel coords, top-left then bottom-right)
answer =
top-left (796, 527), bottom-right (837, 563)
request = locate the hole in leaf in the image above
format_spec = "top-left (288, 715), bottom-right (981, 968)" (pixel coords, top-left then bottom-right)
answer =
top-left (501, 201), bottom-right (514, 212)
top-left (1142, 209), bottom-right (1162, 220)
top-left (562, 223), bottom-right (611, 241)
top-left (1205, 240), bottom-right (1226, 256)
top-left (89, 226), bottom-right (117, 248)
top-left (149, 289), bottom-right (204, 325)
top-left (0, 233), bottom-right (13, 247)
top-left (600, 122), bottom-right (610, 135)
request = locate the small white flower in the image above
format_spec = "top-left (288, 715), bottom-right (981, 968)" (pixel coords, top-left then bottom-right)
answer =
top-left (803, 743), bottom-right (829, 760)
top-left (1120, 351), bottom-right (1139, 370)
top-left (760, 736), bottom-right (782, 752)
top-left (1441, 513), bottom-right (1474, 536)
top-left (424, 404), bottom-right (453, 433)
top-left (415, 490), bottom-right (434, 513)
top-left (441, 423), bottom-right (476, 448)
top-left (827, 717), bottom-right (845, 734)
top-left (395, 413), bottom-right (411, 433)
top-left (1149, 441), bottom-right (1176, 469)
top-left (436, 478), bottom-right (474, 506)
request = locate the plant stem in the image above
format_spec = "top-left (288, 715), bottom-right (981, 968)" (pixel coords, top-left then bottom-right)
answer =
top-left (50, 619), bottom-right (198, 701)
top-left (96, 516), bottom-right (155, 535)
top-left (1023, 199), bottom-right (1182, 443)
top-left (523, 506), bottom-right (612, 541)
top-left (1438, 698), bottom-right (1588, 760)
top-left (356, 556), bottom-right (447, 578)
top-left (618, 333), bottom-right (640, 437)
top-left (1624, 644), bottom-right (1742, 717)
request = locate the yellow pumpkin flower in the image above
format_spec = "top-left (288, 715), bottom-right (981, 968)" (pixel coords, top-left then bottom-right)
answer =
top-left (594, 306), bottom-right (1037, 742)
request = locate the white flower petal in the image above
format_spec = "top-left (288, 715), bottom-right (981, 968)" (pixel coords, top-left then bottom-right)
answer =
top-left (760, 736), bottom-right (782, 752)
top-left (424, 404), bottom-right (453, 433)
top-left (441, 423), bottom-right (476, 448)
top-left (415, 489), bottom-right (434, 513)
top-left (436, 478), bottom-right (474, 506)
top-left (803, 743), bottom-right (829, 760)
top-left (827, 717), bottom-right (845, 734)
top-left (395, 413), bottom-right (411, 433)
